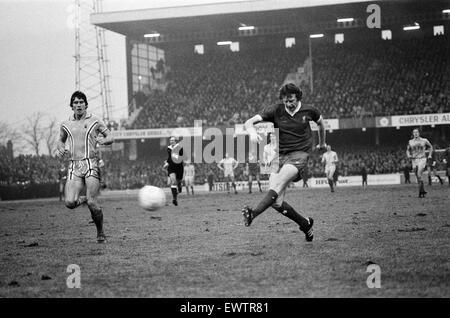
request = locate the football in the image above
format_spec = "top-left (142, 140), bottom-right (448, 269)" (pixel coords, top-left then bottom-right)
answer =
top-left (138, 185), bottom-right (166, 211)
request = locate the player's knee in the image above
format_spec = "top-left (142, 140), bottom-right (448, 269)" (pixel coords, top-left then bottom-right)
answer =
top-left (86, 198), bottom-right (98, 209)
top-left (65, 200), bottom-right (78, 209)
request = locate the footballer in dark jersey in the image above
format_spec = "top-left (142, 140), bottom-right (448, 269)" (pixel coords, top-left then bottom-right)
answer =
top-left (242, 83), bottom-right (326, 242)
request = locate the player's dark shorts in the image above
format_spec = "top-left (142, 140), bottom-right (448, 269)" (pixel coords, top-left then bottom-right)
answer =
top-left (249, 164), bottom-right (259, 176)
top-left (168, 164), bottom-right (184, 181)
top-left (68, 158), bottom-right (100, 180)
top-left (279, 150), bottom-right (309, 182)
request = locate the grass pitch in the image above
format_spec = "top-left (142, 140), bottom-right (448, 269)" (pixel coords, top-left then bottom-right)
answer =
top-left (0, 184), bottom-right (449, 297)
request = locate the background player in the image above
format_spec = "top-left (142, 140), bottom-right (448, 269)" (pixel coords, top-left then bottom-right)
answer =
top-left (242, 83), bottom-right (326, 242)
top-left (217, 153), bottom-right (238, 194)
top-left (164, 136), bottom-right (184, 206)
top-left (361, 163), bottom-right (368, 189)
top-left (426, 148), bottom-right (443, 186)
top-left (56, 91), bottom-right (113, 243)
top-left (443, 145), bottom-right (450, 187)
top-left (184, 159), bottom-right (195, 195)
top-left (262, 132), bottom-right (279, 176)
top-left (321, 145), bottom-right (338, 192)
top-left (245, 153), bottom-right (262, 194)
top-left (406, 128), bottom-right (433, 198)
top-left (57, 163), bottom-right (67, 201)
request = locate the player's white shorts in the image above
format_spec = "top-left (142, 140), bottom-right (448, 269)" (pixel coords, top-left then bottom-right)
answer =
top-left (185, 176), bottom-right (194, 186)
top-left (412, 158), bottom-right (427, 171)
top-left (325, 165), bottom-right (336, 177)
top-left (224, 170), bottom-right (234, 178)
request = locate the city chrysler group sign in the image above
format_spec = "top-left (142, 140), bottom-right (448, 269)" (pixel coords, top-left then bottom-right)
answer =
top-left (376, 113), bottom-right (450, 127)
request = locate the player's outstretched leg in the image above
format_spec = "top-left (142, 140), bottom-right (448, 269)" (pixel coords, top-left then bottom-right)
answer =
top-left (271, 190), bottom-right (313, 241)
top-left (242, 189), bottom-right (278, 227)
top-left (242, 165), bottom-right (298, 228)
top-left (86, 177), bottom-right (105, 243)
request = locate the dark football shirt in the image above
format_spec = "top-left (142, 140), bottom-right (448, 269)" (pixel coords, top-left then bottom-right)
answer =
top-left (167, 143), bottom-right (184, 168)
top-left (260, 103), bottom-right (321, 155)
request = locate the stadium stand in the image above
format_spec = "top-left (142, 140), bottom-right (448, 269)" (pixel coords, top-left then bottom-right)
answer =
top-left (130, 35), bottom-right (449, 129)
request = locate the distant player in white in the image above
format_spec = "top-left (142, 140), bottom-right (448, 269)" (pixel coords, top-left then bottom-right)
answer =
top-left (184, 160), bottom-right (195, 195)
top-left (321, 145), bottom-right (338, 192)
top-left (406, 128), bottom-right (433, 198)
top-left (262, 132), bottom-right (279, 175)
top-left (218, 153), bottom-right (239, 194)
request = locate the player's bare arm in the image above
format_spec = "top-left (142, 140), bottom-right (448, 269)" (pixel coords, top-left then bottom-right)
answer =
top-left (316, 116), bottom-right (326, 149)
top-left (406, 143), bottom-right (412, 158)
top-left (217, 162), bottom-right (224, 171)
top-left (244, 114), bottom-right (263, 143)
top-left (425, 140), bottom-right (433, 158)
top-left (56, 126), bottom-right (68, 157)
top-left (96, 128), bottom-right (114, 146)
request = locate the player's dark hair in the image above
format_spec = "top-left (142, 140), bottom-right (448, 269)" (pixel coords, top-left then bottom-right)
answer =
top-left (70, 91), bottom-right (88, 107)
top-left (278, 83), bottom-right (302, 101)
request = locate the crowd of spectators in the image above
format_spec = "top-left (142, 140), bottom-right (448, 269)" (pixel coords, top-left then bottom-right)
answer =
top-left (132, 46), bottom-right (306, 128)
top-left (1, 142), bottom-right (448, 192)
top-left (131, 35), bottom-right (449, 129)
top-left (0, 154), bottom-right (61, 186)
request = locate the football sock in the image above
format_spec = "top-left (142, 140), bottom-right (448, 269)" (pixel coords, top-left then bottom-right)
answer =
top-left (258, 181), bottom-right (262, 192)
top-left (252, 189), bottom-right (278, 219)
top-left (428, 175), bottom-right (432, 185)
top-left (232, 182), bottom-right (237, 193)
top-left (191, 186), bottom-right (194, 195)
top-left (226, 182), bottom-right (230, 193)
top-left (88, 204), bottom-right (104, 235)
top-left (419, 181), bottom-right (425, 193)
top-left (248, 181), bottom-right (252, 193)
top-left (328, 179), bottom-right (333, 189)
top-left (437, 175), bottom-right (443, 184)
top-left (272, 201), bottom-right (310, 230)
top-left (171, 186), bottom-right (178, 200)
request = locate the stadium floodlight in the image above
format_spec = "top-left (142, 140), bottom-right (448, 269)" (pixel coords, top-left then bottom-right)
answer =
top-left (337, 18), bottom-right (354, 22)
top-left (238, 25), bottom-right (255, 31)
top-left (443, 9), bottom-right (450, 13)
top-left (403, 23), bottom-right (420, 31)
top-left (309, 34), bottom-right (324, 38)
top-left (217, 41), bottom-right (232, 45)
top-left (144, 33), bottom-right (160, 38)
